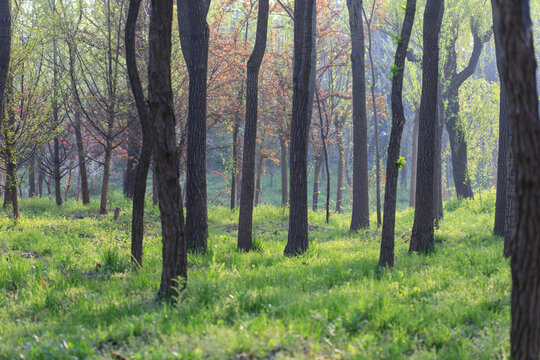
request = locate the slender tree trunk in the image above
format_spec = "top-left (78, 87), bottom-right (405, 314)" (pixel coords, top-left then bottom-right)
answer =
top-left (409, 107), bottom-right (419, 207)
top-left (99, 145), bottom-right (112, 214)
top-left (237, 0), bottom-right (269, 250)
top-left (152, 161), bottom-right (158, 206)
top-left (409, 0), bottom-right (444, 254)
top-left (150, 0), bottom-right (187, 298)
top-left (178, 0), bottom-right (211, 253)
top-left (336, 133), bottom-right (344, 213)
top-left (312, 154), bottom-right (322, 211)
top-left (0, 0), bottom-right (10, 110)
top-left (433, 87), bottom-right (444, 226)
top-left (28, 153), bottom-right (36, 197)
top-left (279, 132), bottom-right (288, 206)
top-left (496, 1), bottom-right (540, 357)
top-left (54, 137), bottom-right (62, 206)
top-left (503, 142), bottom-right (514, 258)
top-left (37, 167), bottom-right (44, 198)
top-left (491, 0), bottom-right (509, 237)
top-left (255, 151), bottom-right (264, 206)
top-left (126, 0), bottom-right (153, 267)
top-left (123, 113), bottom-right (141, 198)
top-left (348, 0), bottom-right (370, 230)
top-left (6, 156), bottom-right (18, 219)
top-left (230, 119), bottom-right (239, 209)
top-left (379, 0), bottom-right (416, 267)
top-left (284, 0), bottom-right (315, 256)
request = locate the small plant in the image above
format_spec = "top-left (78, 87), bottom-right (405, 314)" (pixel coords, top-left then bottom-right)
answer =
top-left (395, 156), bottom-right (407, 170)
top-left (389, 63), bottom-right (403, 80)
top-left (392, 34), bottom-right (403, 46)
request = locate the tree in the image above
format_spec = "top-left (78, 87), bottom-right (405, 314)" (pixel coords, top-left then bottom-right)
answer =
top-left (237, 0), bottom-right (270, 252)
top-left (284, 0), bottom-right (315, 256)
top-left (126, 0), bottom-right (152, 267)
top-left (178, 0), bottom-right (211, 253)
top-left (379, 0), bottom-right (416, 267)
top-left (149, 0), bottom-right (187, 298)
top-left (0, 0), bottom-right (10, 110)
top-left (409, 0), bottom-right (444, 254)
top-left (495, 0), bottom-right (540, 358)
top-left (347, 0), bottom-right (370, 231)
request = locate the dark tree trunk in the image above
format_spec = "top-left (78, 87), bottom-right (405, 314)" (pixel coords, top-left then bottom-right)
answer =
top-left (123, 113), bottom-right (141, 198)
top-left (379, 0), bottom-right (416, 267)
top-left (28, 153), bottom-right (36, 197)
top-left (99, 146), bottom-right (112, 214)
top-left (37, 167), bottom-right (44, 197)
top-left (255, 151), bottom-right (264, 206)
top-left (152, 161), bottom-right (158, 206)
top-left (54, 137), bottom-right (62, 206)
top-left (230, 119), bottom-right (239, 209)
top-left (178, 0), bottom-right (211, 253)
top-left (503, 142), bottom-right (514, 258)
top-left (492, 0), bottom-right (510, 237)
top-left (348, 0), bottom-right (370, 230)
top-left (279, 132), bottom-right (288, 206)
top-left (496, 0), bottom-right (540, 357)
top-left (149, 0), bottom-right (187, 298)
top-left (409, 107), bottom-right (419, 207)
top-left (126, 0), bottom-right (153, 267)
top-left (409, 0), bottom-right (444, 254)
top-left (0, 0), bottom-right (9, 111)
top-left (6, 156), bottom-right (18, 219)
top-left (400, 129), bottom-right (408, 189)
top-left (237, 0), bottom-right (269, 251)
top-left (284, 0), bottom-right (315, 256)
top-left (312, 154), bottom-right (322, 211)
top-left (336, 133), bottom-right (344, 213)
top-left (433, 87), bottom-right (444, 227)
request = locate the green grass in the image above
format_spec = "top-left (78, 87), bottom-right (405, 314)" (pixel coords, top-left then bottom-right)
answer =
top-left (0, 189), bottom-right (510, 359)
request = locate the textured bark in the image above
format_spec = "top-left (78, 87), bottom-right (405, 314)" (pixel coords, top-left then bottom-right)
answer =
top-left (409, 107), bottom-right (419, 207)
top-left (179, 0), bottom-right (211, 253)
top-left (279, 132), bottom-right (288, 206)
top-left (312, 155), bottom-right (322, 211)
top-left (284, 0), bottom-right (315, 256)
top-left (0, 0), bottom-right (9, 111)
top-left (237, 0), bottom-right (269, 251)
top-left (503, 143), bottom-right (515, 258)
top-left (348, 0), bottom-right (370, 231)
top-left (379, 0), bottom-right (416, 267)
top-left (54, 137), bottom-right (62, 206)
top-left (126, 0), bottom-right (152, 267)
top-left (150, 0), bottom-right (187, 298)
top-left (6, 157), bottom-right (18, 219)
top-left (28, 153), bottom-right (36, 197)
top-left (123, 114), bottom-right (141, 198)
top-left (255, 151), bottom-right (264, 206)
top-left (37, 167), bottom-right (44, 197)
top-left (434, 84), bottom-right (444, 226)
top-left (409, 0), bottom-right (444, 254)
top-left (496, 1), bottom-right (540, 358)
top-left (230, 119), bottom-right (239, 209)
top-left (492, 0), bottom-right (510, 237)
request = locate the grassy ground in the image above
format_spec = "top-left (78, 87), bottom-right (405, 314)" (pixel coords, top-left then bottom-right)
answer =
top-left (0, 189), bottom-right (509, 359)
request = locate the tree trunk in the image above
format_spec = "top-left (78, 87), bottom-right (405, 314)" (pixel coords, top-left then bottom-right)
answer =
top-left (28, 153), bottom-right (36, 197)
top-left (409, 107), bottom-right (419, 207)
top-left (230, 119), bottom-right (239, 209)
top-left (336, 133), bottom-right (344, 213)
top-left (54, 137), bottom-right (62, 206)
top-left (503, 142), bottom-right (514, 258)
top-left (150, 0), bottom-right (187, 298)
top-left (178, 0), bottom-right (211, 254)
top-left (123, 113), bottom-right (141, 198)
top-left (255, 151), bottom-right (264, 206)
top-left (237, 0), bottom-right (269, 251)
top-left (6, 156), bottom-right (18, 219)
top-left (126, 0), bottom-right (153, 267)
top-left (37, 167), bottom-right (44, 197)
top-left (99, 146), bottom-right (112, 214)
top-left (409, 0), bottom-right (444, 254)
top-left (284, 0), bottom-right (315, 256)
top-left (379, 0), bottom-right (416, 267)
top-left (348, 0), bottom-right (370, 231)
top-left (491, 0), bottom-right (510, 237)
top-left (0, 0), bottom-right (10, 111)
top-left (433, 87), bottom-right (444, 227)
top-left (496, 0), bottom-right (540, 357)
top-left (279, 132), bottom-right (288, 206)
top-left (312, 154), bottom-right (322, 211)
top-left (152, 161), bottom-right (158, 206)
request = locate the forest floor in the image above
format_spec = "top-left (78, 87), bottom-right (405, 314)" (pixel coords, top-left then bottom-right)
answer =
top-left (0, 190), bottom-right (509, 359)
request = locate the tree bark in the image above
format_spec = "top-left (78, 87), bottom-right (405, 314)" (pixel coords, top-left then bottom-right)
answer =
top-left (149, 0), bottom-right (187, 298)
top-left (312, 154), bottom-right (322, 211)
top-left (126, 0), bottom-right (153, 267)
top-left (54, 137), bottom-right (62, 206)
top-left (255, 151), bottom-right (264, 206)
top-left (284, 0), bottom-right (315, 256)
top-left (492, 0), bottom-right (510, 237)
top-left (28, 153), bottom-right (36, 197)
top-left (409, 0), bottom-right (444, 254)
top-left (279, 131), bottom-right (288, 206)
top-left (348, 0), bottom-right (370, 230)
top-left (237, 0), bottom-right (269, 251)
top-left (178, 0), bottom-right (211, 253)
top-left (496, 1), bottom-right (540, 357)
top-left (503, 142), bottom-right (514, 258)
top-left (409, 107), bottom-right (419, 207)
top-left (0, 0), bottom-right (9, 111)
top-left (123, 113), bottom-right (141, 198)
top-left (336, 133), bottom-right (344, 213)
top-left (379, 0), bottom-right (416, 267)
top-left (230, 119), bottom-right (239, 209)
top-left (99, 146), bottom-right (112, 214)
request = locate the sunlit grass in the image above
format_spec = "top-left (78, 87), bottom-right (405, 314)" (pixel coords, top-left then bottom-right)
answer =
top-left (0, 189), bottom-right (509, 359)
